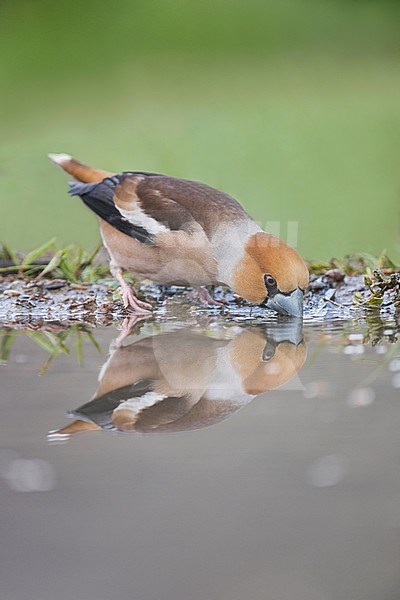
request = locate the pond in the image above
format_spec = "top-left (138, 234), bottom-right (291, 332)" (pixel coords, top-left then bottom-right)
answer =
top-left (1, 311), bottom-right (400, 600)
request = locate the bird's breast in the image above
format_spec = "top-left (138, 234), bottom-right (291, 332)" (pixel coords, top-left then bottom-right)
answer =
top-left (100, 220), bottom-right (218, 285)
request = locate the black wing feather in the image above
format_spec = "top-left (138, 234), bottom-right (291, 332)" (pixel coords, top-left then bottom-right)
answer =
top-left (68, 178), bottom-right (154, 245)
top-left (68, 379), bottom-right (154, 428)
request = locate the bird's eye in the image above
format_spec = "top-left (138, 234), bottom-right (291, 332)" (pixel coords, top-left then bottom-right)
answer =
top-left (264, 274), bottom-right (277, 288)
top-left (262, 341), bottom-right (276, 361)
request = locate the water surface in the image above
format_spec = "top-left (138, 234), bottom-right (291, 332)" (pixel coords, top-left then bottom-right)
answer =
top-left (1, 316), bottom-right (400, 600)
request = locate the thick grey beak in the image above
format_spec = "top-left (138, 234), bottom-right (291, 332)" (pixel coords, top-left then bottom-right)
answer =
top-left (264, 287), bottom-right (304, 318)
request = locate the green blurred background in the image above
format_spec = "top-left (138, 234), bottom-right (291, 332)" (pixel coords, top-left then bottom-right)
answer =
top-left (1, 0), bottom-right (399, 261)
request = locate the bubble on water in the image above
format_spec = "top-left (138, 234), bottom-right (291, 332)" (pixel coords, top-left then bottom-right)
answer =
top-left (307, 455), bottom-right (345, 488)
top-left (344, 345), bottom-right (364, 355)
top-left (375, 346), bottom-right (388, 355)
top-left (348, 333), bottom-right (364, 342)
top-left (392, 373), bottom-right (400, 389)
top-left (389, 359), bottom-right (400, 372)
top-left (303, 380), bottom-right (332, 399)
top-left (4, 459), bottom-right (56, 492)
top-left (383, 329), bottom-right (394, 336)
top-left (347, 386), bottom-right (375, 408)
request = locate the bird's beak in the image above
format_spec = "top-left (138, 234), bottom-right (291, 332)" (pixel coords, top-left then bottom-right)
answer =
top-left (264, 287), bottom-right (304, 318)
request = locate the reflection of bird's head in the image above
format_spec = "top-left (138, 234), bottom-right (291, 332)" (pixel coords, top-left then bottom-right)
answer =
top-left (230, 328), bottom-right (307, 395)
top-left (232, 232), bottom-right (309, 317)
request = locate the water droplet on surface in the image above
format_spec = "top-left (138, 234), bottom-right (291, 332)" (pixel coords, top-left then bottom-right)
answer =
top-left (392, 373), bottom-right (400, 389)
top-left (347, 387), bottom-right (375, 408)
top-left (4, 459), bottom-right (56, 492)
top-left (307, 455), bottom-right (345, 488)
top-left (348, 333), bottom-right (363, 342)
top-left (389, 359), bottom-right (400, 372)
top-left (344, 345), bottom-right (364, 355)
top-left (303, 381), bottom-right (332, 399)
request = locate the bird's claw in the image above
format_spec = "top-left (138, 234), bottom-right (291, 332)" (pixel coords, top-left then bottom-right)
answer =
top-left (193, 287), bottom-right (229, 307)
top-left (118, 286), bottom-right (153, 313)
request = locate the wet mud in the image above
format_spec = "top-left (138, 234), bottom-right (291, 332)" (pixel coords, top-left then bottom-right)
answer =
top-left (0, 268), bottom-right (399, 330)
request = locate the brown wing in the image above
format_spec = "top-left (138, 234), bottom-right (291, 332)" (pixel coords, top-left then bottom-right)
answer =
top-left (69, 171), bottom-right (251, 244)
top-left (117, 172), bottom-right (251, 239)
top-left (113, 173), bottom-right (200, 235)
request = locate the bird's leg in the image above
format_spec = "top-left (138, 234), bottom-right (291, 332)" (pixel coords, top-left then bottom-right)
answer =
top-left (112, 266), bottom-right (152, 313)
top-left (112, 315), bottom-right (151, 349)
top-left (193, 286), bottom-right (229, 307)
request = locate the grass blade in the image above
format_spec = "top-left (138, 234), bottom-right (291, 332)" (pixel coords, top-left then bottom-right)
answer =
top-left (22, 238), bottom-right (57, 267)
top-left (26, 331), bottom-right (60, 354)
top-left (0, 330), bottom-right (16, 363)
top-left (85, 330), bottom-right (102, 354)
top-left (1, 243), bottom-right (19, 265)
top-left (36, 249), bottom-right (63, 279)
top-left (75, 328), bottom-right (83, 365)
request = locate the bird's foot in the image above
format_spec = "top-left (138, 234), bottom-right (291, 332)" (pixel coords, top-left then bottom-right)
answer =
top-left (118, 285), bottom-right (153, 313)
top-left (193, 286), bottom-right (229, 307)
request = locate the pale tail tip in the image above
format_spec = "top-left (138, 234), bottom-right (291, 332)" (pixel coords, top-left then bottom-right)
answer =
top-left (48, 152), bottom-right (72, 165)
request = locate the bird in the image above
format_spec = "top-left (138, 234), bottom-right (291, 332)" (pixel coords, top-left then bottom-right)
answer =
top-left (48, 153), bottom-right (309, 316)
top-left (48, 319), bottom-right (306, 438)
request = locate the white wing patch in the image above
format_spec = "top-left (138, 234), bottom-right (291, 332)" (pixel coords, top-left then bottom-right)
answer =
top-left (117, 203), bottom-right (169, 235)
top-left (113, 391), bottom-right (166, 414)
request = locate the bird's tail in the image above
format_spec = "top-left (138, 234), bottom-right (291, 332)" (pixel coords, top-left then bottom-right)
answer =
top-left (48, 153), bottom-right (114, 183)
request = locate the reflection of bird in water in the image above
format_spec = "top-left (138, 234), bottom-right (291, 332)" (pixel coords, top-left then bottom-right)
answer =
top-left (50, 321), bottom-right (306, 439)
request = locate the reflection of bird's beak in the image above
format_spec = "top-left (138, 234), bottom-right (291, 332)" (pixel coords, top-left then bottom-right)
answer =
top-left (264, 287), bottom-right (304, 318)
top-left (264, 318), bottom-right (304, 346)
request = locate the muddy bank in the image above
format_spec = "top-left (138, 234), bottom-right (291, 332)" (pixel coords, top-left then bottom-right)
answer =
top-left (0, 277), bottom-right (126, 329)
top-left (0, 266), bottom-right (399, 330)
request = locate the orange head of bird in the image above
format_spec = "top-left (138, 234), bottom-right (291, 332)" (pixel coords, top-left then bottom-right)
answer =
top-left (232, 232), bottom-right (309, 317)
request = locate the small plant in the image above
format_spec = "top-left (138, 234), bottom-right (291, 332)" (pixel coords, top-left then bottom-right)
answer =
top-left (308, 251), bottom-right (399, 276)
top-left (353, 269), bottom-right (400, 310)
top-left (0, 240), bottom-right (110, 283)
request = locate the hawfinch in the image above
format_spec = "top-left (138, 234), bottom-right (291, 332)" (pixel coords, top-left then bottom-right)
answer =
top-left (49, 153), bottom-right (309, 316)
top-left (50, 321), bottom-right (306, 437)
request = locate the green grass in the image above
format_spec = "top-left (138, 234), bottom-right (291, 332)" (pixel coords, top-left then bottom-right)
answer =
top-left (1, 0), bottom-right (399, 261)
top-left (0, 240), bottom-right (109, 282)
top-left (2, 239), bottom-right (398, 283)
